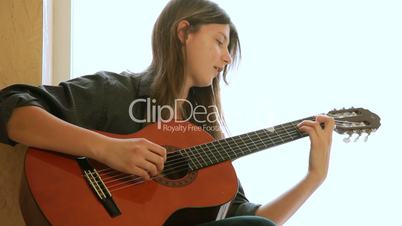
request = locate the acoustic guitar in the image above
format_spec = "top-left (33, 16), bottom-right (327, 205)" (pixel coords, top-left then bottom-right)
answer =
top-left (23, 107), bottom-right (381, 226)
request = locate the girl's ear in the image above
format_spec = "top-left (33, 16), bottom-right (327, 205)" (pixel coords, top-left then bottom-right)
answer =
top-left (177, 20), bottom-right (191, 44)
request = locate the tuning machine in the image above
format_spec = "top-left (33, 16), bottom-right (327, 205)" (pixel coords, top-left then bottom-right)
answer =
top-left (353, 131), bottom-right (362, 142)
top-left (343, 130), bottom-right (363, 143)
top-left (363, 129), bottom-right (375, 142)
top-left (343, 131), bottom-right (353, 143)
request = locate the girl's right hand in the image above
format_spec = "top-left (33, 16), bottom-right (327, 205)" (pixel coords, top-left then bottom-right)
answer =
top-left (95, 137), bottom-right (167, 180)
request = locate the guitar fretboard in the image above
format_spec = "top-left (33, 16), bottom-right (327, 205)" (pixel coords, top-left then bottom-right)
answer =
top-left (180, 116), bottom-right (314, 171)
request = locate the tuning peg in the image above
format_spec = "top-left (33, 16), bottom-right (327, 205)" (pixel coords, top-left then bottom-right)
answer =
top-left (354, 134), bottom-right (361, 142)
top-left (364, 134), bottom-right (369, 142)
top-left (364, 130), bottom-right (372, 142)
top-left (353, 131), bottom-right (361, 142)
top-left (343, 134), bottom-right (352, 143)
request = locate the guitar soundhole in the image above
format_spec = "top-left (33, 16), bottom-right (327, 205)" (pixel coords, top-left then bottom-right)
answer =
top-left (154, 147), bottom-right (197, 187)
top-left (163, 151), bottom-right (189, 180)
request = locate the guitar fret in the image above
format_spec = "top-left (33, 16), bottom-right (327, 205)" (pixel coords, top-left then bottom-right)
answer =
top-left (280, 124), bottom-right (294, 141)
top-left (238, 136), bottom-right (250, 155)
top-left (237, 136), bottom-right (248, 155)
top-left (247, 133), bottom-right (261, 150)
top-left (197, 144), bottom-right (208, 167)
top-left (199, 145), bottom-right (212, 167)
top-left (221, 139), bottom-right (234, 159)
top-left (262, 128), bottom-right (276, 146)
top-left (228, 137), bottom-right (240, 158)
top-left (204, 145), bottom-right (214, 166)
top-left (273, 126), bottom-right (286, 143)
top-left (258, 132), bottom-right (269, 148)
top-left (253, 131), bottom-right (266, 149)
top-left (212, 142), bottom-right (225, 162)
top-left (211, 141), bottom-right (225, 161)
top-left (188, 147), bottom-right (203, 169)
top-left (205, 144), bottom-right (220, 163)
top-left (182, 148), bottom-right (197, 170)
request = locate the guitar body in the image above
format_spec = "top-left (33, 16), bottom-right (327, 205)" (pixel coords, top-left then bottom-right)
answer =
top-left (24, 122), bottom-right (238, 226)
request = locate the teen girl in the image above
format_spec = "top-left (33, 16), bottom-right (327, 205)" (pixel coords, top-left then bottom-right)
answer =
top-left (0, 0), bottom-right (335, 225)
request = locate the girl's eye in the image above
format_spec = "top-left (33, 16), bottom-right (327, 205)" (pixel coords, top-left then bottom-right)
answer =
top-left (216, 39), bottom-right (224, 46)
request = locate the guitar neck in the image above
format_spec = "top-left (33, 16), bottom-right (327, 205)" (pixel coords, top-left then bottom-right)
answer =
top-left (181, 116), bottom-right (314, 171)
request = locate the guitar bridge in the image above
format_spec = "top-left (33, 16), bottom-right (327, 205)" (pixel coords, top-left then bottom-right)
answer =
top-left (76, 157), bottom-right (121, 217)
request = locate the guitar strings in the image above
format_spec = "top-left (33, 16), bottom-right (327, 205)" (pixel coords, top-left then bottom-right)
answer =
top-left (98, 119), bottom-right (353, 187)
top-left (105, 129), bottom-right (344, 191)
top-left (106, 128), bottom-right (302, 191)
top-left (102, 121), bottom-right (305, 187)
top-left (106, 128), bottom-right (304, 192)
top-left (101, 119), bottom-right (352, 187)
top-left (101, 119), bottom-right (304, 179)
top-left (99, 118), bottom-right (354, 179)
top-left (100, 120), bottom-right (351, 192)
top-left (96, 119), bottom-right (353, 175)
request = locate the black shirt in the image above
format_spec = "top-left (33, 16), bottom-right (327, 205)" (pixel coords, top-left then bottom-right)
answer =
top-left (0, 71), bottom-right (261, 223)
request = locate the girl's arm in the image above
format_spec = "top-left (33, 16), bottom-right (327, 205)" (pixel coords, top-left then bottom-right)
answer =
top-left (7, 105), bottom-right (166, 180)
top-left (255, 115), bottom-right (335, 225)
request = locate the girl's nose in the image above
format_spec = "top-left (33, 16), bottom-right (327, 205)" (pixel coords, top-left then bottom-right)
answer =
top-left (223, 49), bottom-right (232, 66)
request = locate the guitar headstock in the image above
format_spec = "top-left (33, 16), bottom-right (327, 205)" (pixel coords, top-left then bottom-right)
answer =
top-left (327, 107), bottom-right (381, 142)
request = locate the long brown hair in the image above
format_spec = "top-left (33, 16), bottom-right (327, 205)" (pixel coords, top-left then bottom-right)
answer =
top-left (147, 0), bottom-right (241, 139)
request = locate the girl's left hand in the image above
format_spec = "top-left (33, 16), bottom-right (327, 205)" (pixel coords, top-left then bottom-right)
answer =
top-left (297, 115), bottom-right (335, 183)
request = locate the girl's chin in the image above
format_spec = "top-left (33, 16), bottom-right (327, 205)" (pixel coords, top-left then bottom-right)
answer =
top-left (193, 79), bottom-right (213, 88)
top-left (191, 74), bottom-right (216, 87)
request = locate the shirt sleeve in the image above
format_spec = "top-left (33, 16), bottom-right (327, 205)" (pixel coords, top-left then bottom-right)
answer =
top-left (0, 72), bottom-right (111, 146)
top-left (226, 179), bottom-right (262, 217)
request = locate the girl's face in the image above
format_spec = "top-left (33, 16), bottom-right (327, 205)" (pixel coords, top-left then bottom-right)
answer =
top-left (184, 23), bottom-right (232, 87)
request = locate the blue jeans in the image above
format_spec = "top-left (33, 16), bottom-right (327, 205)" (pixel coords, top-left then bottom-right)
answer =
top-left (196, 216), bottom-right (277, 226)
